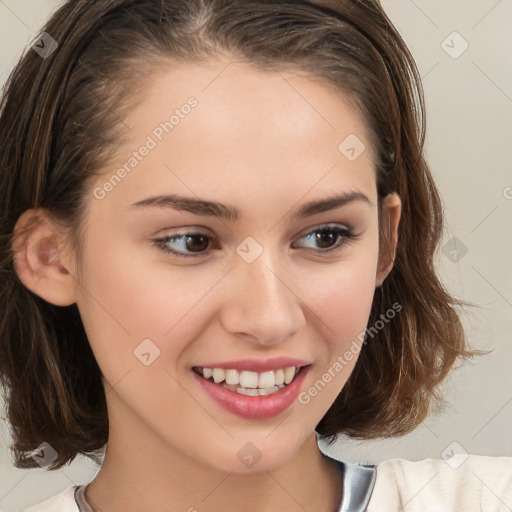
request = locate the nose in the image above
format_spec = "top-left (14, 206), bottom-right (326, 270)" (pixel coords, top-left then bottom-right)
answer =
top-left (219, 247), bottom-right (306, 346)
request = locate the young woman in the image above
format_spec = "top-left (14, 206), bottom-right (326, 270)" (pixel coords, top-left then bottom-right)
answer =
top-left (1, 1), bottom-right (510, 511)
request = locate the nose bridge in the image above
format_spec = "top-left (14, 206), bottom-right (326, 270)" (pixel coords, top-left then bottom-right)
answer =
top-left (246, 251), bottom-right (288, 309)
top-left (222, 242), bottom-right (305, 344)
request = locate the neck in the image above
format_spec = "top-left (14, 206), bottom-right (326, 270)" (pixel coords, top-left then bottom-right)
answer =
top-left (84, 395), bottom-right (342, 512)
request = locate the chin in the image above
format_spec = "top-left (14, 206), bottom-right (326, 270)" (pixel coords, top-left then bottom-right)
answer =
top-left (200, 431), bottom-right (307, 474)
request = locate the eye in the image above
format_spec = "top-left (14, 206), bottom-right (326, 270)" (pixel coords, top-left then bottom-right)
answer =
top-left (153, 231), bottom-right (215, 259)
top-left (292, 224), bottom-right (360, 254)
top-left (152, 224), bottom-right (360, 259)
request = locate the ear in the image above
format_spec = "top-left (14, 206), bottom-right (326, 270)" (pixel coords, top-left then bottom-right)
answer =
top-left (11, 208), bottom-right (77, 306)
top-left (375, 192), bottom-right (401, 288)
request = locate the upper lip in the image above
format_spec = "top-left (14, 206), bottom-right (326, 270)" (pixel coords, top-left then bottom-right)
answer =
top-left (192, 357), bottom-right (312, 372)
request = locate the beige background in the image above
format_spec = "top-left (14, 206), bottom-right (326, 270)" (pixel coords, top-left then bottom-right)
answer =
top-left (0, 0), bottom-right (511, 509)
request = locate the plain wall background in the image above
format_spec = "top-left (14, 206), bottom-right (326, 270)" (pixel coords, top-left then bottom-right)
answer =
top-left (0, 0), bottom-right (511, 509)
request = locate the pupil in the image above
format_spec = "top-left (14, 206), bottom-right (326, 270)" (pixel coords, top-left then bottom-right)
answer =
top-left (187, 235), bottom-right (208, 252)
top-left (316, 230), bottom-right (335, 249)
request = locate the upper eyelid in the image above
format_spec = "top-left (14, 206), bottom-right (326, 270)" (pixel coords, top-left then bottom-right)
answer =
top-left (155, 222), bottom-right (353, 240)
top-left (296, 222), bottom-right (352, 237)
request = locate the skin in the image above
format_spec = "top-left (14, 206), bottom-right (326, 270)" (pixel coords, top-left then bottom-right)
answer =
top-left (13, 57), bottom-right (401, 511)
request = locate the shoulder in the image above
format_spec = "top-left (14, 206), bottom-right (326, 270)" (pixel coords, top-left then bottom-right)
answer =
top-left (16, 485), bottom-right (79, 512)
top-left (367, 454), bottom-right (512, 511)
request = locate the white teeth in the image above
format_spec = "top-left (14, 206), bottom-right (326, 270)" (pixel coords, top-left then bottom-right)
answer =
top-left (216, 382), bottom-right (287, 395)
top-left (284, 367), bottom-right (296, 384)
top-left (239, 370), bottom-right (259, 388)
top-left (197, 366), bottom-right (301, 390)
top-left (225, 369), bottom-right (239, 385)
top-left (234, 384), bottom-right (285, 396)
top-left (258, 371), bottom-right (275, 388)
top-left (258, 386), bottom-right (279, 395)
top-left (241, 387), bottom-right (259, 396)
top-left (212, 368), bottom-right (225, 383)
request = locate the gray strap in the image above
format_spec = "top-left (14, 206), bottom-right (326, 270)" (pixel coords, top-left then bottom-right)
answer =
top-left (339, 462), bottom-right (377, 511)
top-left (74, 485), bottom-right (94, 512)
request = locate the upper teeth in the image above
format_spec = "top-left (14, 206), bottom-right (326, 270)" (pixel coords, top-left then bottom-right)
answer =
top-left (198, 367), bottom-right (299, 388)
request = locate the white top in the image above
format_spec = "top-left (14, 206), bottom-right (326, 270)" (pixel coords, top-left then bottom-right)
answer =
top-left (366, 454), bottom-right (512, 511)
top-left (17, 453), bottom-right (512, 511)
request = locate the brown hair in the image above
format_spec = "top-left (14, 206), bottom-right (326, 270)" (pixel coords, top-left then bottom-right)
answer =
top-left (0, 0), bottom-right (487, 470)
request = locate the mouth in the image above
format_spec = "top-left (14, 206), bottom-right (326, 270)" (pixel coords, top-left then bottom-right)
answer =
top-left (191, 363), bottom-right (312, 419)
top-left (192, 365), bottom-right (310, 397)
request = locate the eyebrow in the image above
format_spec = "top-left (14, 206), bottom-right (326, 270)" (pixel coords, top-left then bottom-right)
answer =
top-left (129, 190), bottom-right (372, 221)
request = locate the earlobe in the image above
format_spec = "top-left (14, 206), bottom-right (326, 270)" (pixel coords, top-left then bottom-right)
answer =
top-left (12, 208), bottom-right (77, 306)
top-left (375, 193), bottom-right (401, 287)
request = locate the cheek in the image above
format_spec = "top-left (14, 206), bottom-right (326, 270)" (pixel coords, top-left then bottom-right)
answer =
top-left (75, 231), bottom-right (230, 385)
top-left (74, 234), bottom-right (187, 378)
top-left (302, 239), bottom-right (379, 345)
top-left (296, 260), bottom-right (377, 410)
top-left (75, 235), bottom-right (201, 421)
top-left (292, 257), bottom-right (378, 417)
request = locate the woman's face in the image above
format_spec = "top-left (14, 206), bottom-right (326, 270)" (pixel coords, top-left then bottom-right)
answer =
top-left (70, 59), bottom-right (400, 473)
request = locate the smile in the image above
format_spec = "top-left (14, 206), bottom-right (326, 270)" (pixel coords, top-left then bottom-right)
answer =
top-left (191, 365), bottom-right (312, 419)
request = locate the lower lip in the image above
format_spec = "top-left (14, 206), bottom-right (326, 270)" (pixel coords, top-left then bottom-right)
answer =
top-left (192, 366), bottom-right (311, 420)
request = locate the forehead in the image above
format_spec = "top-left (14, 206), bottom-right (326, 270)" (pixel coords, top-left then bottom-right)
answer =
top-left (91, 59), bottom-right (377, 215)
top-left (125, 58), bottom-right (371, 150)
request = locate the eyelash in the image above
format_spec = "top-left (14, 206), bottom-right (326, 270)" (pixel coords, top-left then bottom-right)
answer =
top-left (152, 224), bottom-right (360, 259)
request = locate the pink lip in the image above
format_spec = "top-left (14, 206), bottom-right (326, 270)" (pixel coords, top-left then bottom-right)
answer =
top-left (192, 357), bottom-right (311, 372)
top-left (192, 365), bottom-right (311, 419)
